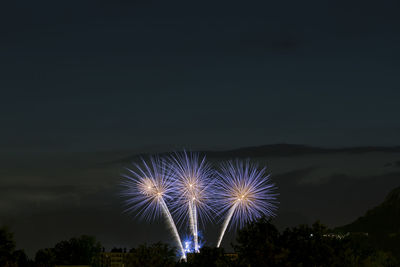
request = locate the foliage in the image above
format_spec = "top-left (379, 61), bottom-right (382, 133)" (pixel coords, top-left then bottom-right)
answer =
top-left (13, 249), bottom-right (30, 267)
top-left (362, 250), bottom-right (399, 267)
top-left (0, 226), bottom-right (32, 267)
top-left (233, 218), bottom-right (398, 267)
top-left (34, 235), bottom-right (101, 266)
top-left (35, 248), bottom-right (56, 267)
top-left (4, 212), bottom-right (400, 267)
top-left (234, 217), bottom-right (287, 266)
top-left (0, 226), bottom-right (16, 267)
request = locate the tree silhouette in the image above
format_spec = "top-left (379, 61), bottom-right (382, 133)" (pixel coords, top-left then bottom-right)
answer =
top-left (0, 226), bottom-right (16, 267)
top-left (233, 218), bottom-right (398, 267)
top-left (233, 217), bottom-right (287, 266)
top-left (35, 248), bottom-right (56, 267)
top-left (35, 235), bottom-right (101, 266)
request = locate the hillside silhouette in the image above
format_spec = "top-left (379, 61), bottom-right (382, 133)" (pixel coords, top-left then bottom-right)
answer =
top-left (115, 143), bottom-right (400, 163)
top-left (336, 186), bottom-right (400, 259)
top-left (337, 186), bottom-right (400, 235)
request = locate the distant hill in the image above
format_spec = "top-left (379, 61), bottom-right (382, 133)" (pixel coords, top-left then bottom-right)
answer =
top-left (203, 144), bottom-right (400, 158)
top-left (114, 143), bottom-right (400, 163)
top-left (336, 186), bottom-right (400, 235)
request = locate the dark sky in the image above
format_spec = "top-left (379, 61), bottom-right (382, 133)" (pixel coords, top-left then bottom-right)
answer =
top-left (1, 0), bottom-right (400, 257)
top-left (1, 0), bottom-right (400, 154)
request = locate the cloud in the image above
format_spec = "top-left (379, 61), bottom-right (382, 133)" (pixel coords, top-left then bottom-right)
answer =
top-left (0, 184), bottom-right (88, 215)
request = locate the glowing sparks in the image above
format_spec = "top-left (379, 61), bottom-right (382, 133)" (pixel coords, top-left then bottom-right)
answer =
top-left (121, 152), bottom-right (279, 255)
top-left (121, 156), bottom-right (186, 259)
top-left (169, 151), bottom-right (216, 253)
top-left (215, 159), bottom-right (278, 247)
top-left (184, 240), bottom-right (191, 253)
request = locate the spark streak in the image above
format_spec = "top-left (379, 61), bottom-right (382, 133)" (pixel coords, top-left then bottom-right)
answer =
top-left (188, 199), bottom-right (198, 252)
top-left (192, 200), bottom-right (199, 252)
top-left (159, 196), bottom-right (186, 259)
top-left (217, 202), bottom-right (238, 247)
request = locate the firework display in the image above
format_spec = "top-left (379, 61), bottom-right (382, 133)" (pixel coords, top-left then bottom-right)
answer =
top-left (121, 152), bottom-right (278, 259)
top-left (121, 156), bottom-right (187, 259)
top-left (168, 151), bottom-right (215, 252)
top-left (215, 159), bottom-right (278, 247)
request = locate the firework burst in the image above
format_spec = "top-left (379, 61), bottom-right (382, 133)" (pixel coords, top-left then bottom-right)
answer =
top-left (120, 156), bottom-right (186, 259)
top-left (215, 159), bottom-right (278, 247)
top-left (169, 151), bottom-right (216, 252)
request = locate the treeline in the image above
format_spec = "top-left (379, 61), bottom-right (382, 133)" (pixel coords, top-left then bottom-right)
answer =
top-left (229, 218), bottom-right (398, 267)
top-left (1, 218), bottom-right (399, 267)
top-left (0, 228), bottom-right (101, 267)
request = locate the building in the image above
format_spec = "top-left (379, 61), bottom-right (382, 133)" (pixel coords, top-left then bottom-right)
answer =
top-left (99, 248), bottom-right (131, 267)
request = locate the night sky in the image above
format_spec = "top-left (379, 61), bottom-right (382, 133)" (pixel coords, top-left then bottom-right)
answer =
top-left (1, 0), bottom-right (400, 153)
top-left (1, 0), bottom-right (400, 257)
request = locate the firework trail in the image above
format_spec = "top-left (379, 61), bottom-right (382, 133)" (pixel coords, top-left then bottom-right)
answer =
top-left (121, 156), bottom-right (186, 259)
top-left (169, 151), bottom-right (215, 253)
top-left (215, 159), bottom-right (278, 247)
